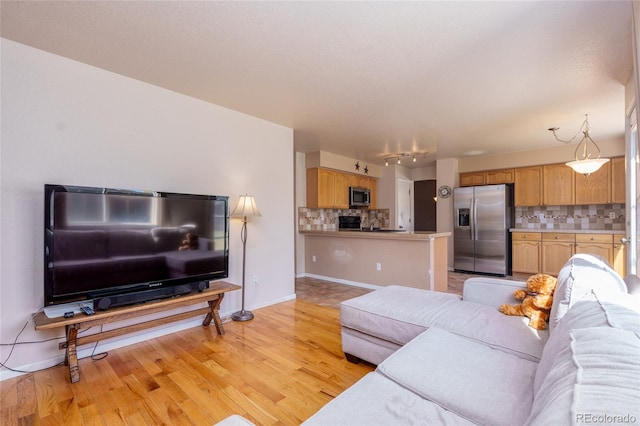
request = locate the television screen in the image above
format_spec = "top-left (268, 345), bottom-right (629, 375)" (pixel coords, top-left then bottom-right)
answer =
top-left (44, 184), bottom-right (229, 309)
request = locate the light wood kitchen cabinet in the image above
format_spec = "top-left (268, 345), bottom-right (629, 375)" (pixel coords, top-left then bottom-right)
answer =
top-left (306, 168), bottom-right (335, 208)
top-left (541, 233), bottom-right (575, 276)
top-left (486, 168), bottom-right (515, 185)
top-left (611, 157), bottom-right (626, 203)
top-left (543, 164), bottom-right (574, 205)
top-left (334, 172), bottom-right (350, 209)
top-left (575, 233), bottom-right (613, 264)
top-left (306, 167), bottom-right (377, 209)
top-left (460, 172), bottom-right (485, 187)
top-left (613, 234), bottom-right (627, 278)
top-left (512, 232), bottom-right (541, 274)
top-left (514, 166), bottom-right (543, 206)
top-left (459, 169), bottom-right (514, 187)
top-left (368, 178), bottom-right (378, 209)
top-left (575, 161), bottom-right (611, 204)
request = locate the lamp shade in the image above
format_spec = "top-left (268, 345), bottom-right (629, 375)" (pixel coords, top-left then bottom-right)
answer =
top-left (231, 194), bottom-right (261, 219)
top-left (565, 158), bottom-right (609, 176)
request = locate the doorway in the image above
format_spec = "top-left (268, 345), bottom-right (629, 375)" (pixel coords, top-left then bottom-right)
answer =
top-left (397, 179), bottom-right (413, 231)
top-left (414, 180), bottom-right (437, 231)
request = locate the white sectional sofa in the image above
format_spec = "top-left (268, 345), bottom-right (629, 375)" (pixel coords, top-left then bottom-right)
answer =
top-left (304, 254), bottom-right (640, 425)
top-left (218, 254), bottom-right (640, 425)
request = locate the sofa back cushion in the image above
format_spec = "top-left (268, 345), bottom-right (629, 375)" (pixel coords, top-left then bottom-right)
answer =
top-left (526, 327), bottom-right (640, 425)
top-left (53, 230), bottom-right (107, 260)
top-left (151, 227), bottom-right (186, 252)
top-left (106, 230), bottom-right (155, 257)
top-left (533, 292), bottom-right (640, 395)
top-left (549, 254), bottom-right (627, 332)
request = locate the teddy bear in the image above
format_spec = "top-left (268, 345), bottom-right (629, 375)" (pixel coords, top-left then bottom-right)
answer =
top-left (178, 233), bottom-right (199, 251)
top-left (499, 273), bottom-right (558, 330)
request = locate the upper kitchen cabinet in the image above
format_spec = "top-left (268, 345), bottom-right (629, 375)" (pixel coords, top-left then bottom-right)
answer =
top-left (514, 166), bottom-right (542, 206)
top-left (307, 168), bottom-right (336, 208)
top-left (575, 161), bottom-right (611, 204)
top-left (459, 172), bottom-right (485, 187)
top-left (486, 168), bottom-right (515, 185)
top-left (306, 167), bottom-right (377, 209)
top-left (543, 164), bottom-right (574, 205)
top-left (459, 169), bottom-right (514, 187)
top-left (611, 157), bottom-right (626, 203)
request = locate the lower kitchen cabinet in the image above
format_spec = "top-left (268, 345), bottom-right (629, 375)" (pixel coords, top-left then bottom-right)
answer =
top-left (512, 233), bottom-right (541, 274)
top-left (512, 231), bottom-right (627, 278)
top-left (541, 233), bottom-right (575, 276)
top-left (575, 234), bottom-right (613, 262)
top-left (613, 234), bottom-right (627, 278)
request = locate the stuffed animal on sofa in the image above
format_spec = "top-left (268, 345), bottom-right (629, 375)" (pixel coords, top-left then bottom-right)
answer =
top-left (499, 273), bottom-right (558, 330)
top-left (178, 233), bottom-right (199, 251)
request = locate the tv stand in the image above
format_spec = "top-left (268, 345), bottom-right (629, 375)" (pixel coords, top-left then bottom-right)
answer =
top-left (34, 281), bottom-right (240, 383)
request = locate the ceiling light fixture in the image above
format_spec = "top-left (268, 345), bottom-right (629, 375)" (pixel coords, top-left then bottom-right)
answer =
top-left (548, 114), bottom-right (609, 176)
top-left (384, 152), bottom-right (429, 166)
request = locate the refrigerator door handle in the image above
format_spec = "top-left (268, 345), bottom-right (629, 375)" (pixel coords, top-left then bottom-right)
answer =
top-left (470, 198), bottom-right (476, 241)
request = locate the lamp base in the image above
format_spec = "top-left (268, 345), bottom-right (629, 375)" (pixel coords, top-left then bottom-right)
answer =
top-left (231, 310), bottom-right (254, 322)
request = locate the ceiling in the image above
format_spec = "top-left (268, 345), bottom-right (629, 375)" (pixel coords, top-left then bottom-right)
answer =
top-left (0, 1), bottom-right (634, 168)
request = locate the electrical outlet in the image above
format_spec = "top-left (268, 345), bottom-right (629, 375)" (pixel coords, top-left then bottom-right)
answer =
top-left (312, 255), bottom-right (317, 263)
top-left (376, 262), bottom-right (382, 271)
top-left (609, 212), bottom-right (616, 219)
top-left (253, 275), bottom-right (259, 285)
top-left (538, 214), bottom-right (545, 220)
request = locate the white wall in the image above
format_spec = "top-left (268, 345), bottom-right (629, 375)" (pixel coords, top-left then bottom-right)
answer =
top-left (0, 39), bottom-right (295, 378)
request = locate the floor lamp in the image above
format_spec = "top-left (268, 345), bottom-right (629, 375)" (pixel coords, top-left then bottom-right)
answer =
top-left (231, 194), bottom-right (261, 321)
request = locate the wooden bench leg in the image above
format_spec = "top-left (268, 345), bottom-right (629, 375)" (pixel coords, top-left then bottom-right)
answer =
top-left (202, 293), bottom-right (225, 335)
top-left (65, 325), bottom-right (80, 383)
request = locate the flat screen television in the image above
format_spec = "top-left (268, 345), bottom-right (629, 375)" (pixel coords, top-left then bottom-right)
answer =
top-left (44, 184), bottom-right (229, 310)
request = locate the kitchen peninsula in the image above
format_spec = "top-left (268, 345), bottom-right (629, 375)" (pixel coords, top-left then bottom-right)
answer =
top-left (301, 230), bottom-right (450, 292)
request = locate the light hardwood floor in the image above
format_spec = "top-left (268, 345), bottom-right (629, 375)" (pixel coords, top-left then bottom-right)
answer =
top-left (0, 299), bottom-right (374, 425)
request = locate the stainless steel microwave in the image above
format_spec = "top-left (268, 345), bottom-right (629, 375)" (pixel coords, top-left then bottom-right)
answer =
top-left (349, 186), bottom-right (370, 207)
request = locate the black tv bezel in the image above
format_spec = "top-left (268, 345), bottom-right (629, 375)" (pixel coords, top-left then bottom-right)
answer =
top-left (44, 184), bottom-right (229, 307)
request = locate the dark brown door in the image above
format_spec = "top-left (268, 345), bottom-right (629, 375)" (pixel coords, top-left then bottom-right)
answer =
top-left (414, 180), bottom-right (436, 232)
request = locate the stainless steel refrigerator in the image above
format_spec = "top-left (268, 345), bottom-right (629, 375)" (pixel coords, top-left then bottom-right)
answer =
top-left (453, 184), bottom-right (513, 276)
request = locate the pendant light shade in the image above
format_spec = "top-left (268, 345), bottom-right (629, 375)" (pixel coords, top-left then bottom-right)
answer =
top-left (548, 114), bottom-right (609, 176)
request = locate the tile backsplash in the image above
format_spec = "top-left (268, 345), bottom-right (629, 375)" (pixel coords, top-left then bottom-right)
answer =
top-left (298, 208), bottom-right (390, 231)
top-left (515, 204), bottom-right (625, 231)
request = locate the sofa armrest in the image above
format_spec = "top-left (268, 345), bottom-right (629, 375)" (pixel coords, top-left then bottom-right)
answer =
top-left (462, 277), bottom-right (526, 309)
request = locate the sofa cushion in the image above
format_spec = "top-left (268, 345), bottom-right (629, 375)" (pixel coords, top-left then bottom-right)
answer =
top-left (106, 230), bottom-right (156, 257)
top-left (151, 227), bottom-right (186, 252)
top-left (377, 328), bottom-right (538, 426)
top-left (624, 274), bottom-right (640, 295)
top-left (163, 251), bottom-right (225, 277)
top-left (549, 254), bottom-right (627, 332)
top-left (341, 285), bottom-right (547, 361)
top-left (533, 292), bottom-right (640, 395)
top-left (53, 230), bottom-right (107, 260)
top-left (302, 372), bottom-right (476, 426)
top-left (526, 327), bottom-right (640, 425)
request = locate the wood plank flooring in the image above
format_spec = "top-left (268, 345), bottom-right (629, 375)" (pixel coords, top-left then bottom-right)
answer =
top-left (0, 299), bottom-right (374, 425)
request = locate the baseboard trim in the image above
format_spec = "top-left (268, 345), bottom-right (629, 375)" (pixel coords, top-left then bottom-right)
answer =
top-left (302, 274), bottom-right (382, 291)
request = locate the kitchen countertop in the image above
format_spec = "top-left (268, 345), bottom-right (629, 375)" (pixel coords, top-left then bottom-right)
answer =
top-left (510, 229), bottom-right (625, 235)
top-left (300, 230), bottom-right (451, 240)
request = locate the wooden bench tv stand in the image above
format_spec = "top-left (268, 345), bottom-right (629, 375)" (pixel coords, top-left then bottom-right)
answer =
top-left (33, 281), bottom-right (240, 383)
